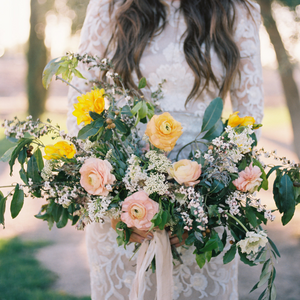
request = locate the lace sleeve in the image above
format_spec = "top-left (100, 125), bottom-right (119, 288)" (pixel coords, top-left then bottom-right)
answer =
top-left (67, 0), bottom-right (113, 136)
top-left (230, 1), bottom-right (264, 126)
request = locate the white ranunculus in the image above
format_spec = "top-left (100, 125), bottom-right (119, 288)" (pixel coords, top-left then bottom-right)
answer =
top-left (237, 231), bottom-right (268, 254)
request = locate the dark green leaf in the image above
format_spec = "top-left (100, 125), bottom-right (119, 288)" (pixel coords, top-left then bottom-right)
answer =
top-left (257, 289), bottom-right (267, 300)
top-left (279, 174), bottom-right (295, 213)
top-left (10, 184), bottom-right (24, 219)
top-left (89, 111), bottom-right (102, 120)
top-left (266, 165), bottom-right (281, 179)
top-left (0, 191), bottom-right (7, 226)
top-left (9, 138), bottom-right (33, 175)
top-left (245, 207), bottom-right (258, 228)
top-left (104, 129), bottom-right (113, 141)
top-left (282, 206), bottom-right (295, 225)
top-left (201, 97), bottom-right (223, 133)
top-left (27, 155), bottom-right (41, 183)
top-left (19, 168), bottom-right (28, 185)
top-left (0, 145), bottom-right (17, 162)
top-left (78, 118), bottom-right (104, 140)
top-left (114, 118), bottom-right (128, 134)
top-left (138, 77), bottom-right (147, 89)
top-left (121, 105), bottom-right (133, 116)
top-left (34, 148), bottom-right (44, 171)
top-left (238, 248), bottom-right (256, 266)
top-left (252, 158), bottom-right (268, 191)
top-left (56, 208), bottom-right (69, 228)
top-left (18, 147), bottom-right (27, 166)
top-left (223, 244), bottom-right (237, 264)
top-left (250, 282), bottom-right (259, 293)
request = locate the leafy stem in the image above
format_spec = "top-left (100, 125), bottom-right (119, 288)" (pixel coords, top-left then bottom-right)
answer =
top-left (226, 212), bottom-right (249, 233)
top-left (56, 76), bottom-right (84, 95)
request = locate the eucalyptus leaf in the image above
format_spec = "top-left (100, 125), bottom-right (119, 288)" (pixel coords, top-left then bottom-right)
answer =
top-left (203, 119), bottom-right (224, 141)
top-left (267, 237), bottom-right (280, 257)
top-left (10, 184), bottom-right (24, 219)
top-left (27, 155), bottom-right (41, 183)
top-left (201, 97), bottom-right (223, 133)
top-left (257, 271), bottom-right (271, 288)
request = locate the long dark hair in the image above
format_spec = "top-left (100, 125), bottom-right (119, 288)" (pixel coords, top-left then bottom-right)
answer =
top-left (105, 0), bottom-right (252, 103)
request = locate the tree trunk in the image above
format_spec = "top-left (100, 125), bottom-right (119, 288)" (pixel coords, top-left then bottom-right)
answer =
top-left (27, 0), bottom-right (48, 120)
top-left (258, 0), bottom-right (300, 159)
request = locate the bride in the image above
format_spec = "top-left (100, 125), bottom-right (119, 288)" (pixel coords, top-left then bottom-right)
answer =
top-left (67, 0), bottom-right (264, 299)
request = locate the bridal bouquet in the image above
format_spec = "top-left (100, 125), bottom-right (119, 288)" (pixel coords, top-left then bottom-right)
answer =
top-left (1, 54), bottom-right (299, 300)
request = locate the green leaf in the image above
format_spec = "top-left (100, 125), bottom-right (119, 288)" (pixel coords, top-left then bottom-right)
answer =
top-left (266, 165), bottom-right (281, 179)
top-left (19, 168), bottom-right (28, 185)
top-left (72, 68), bottom-right (86, 79)
top-left (201, 97), bottom-right (223, 133)
top-left (282, 206), bottom-right (295, 225)
top-left (34, 148), bottom-right (44, 171)
top-left (131, 101), bottom-right (142, 116)
top-left (238, 248), bottom-right (256, 266)
top-left (138, 77), bottom-right (147, 89)
top-left (42, 57), bottom-right (62, 89)
top-left (223, 244), bottom-right (237, 264)
top-left (18, 147), bottom-right (27, 166)
top-left (27, 155), bottom-right (41, 183)
top-left (104, 129), bottom-right (113, 141)
top-left (10, 184), bottom-right (24, 219)
top-left (279, 174), bottom-right (295, 214)
top-left (196, 253), bottom-right (206, 268)
top-left (202, 119), bottom-right (224, 141)
top-left (138, 101), bottom-right (148, 120)
top-left (56, 208), bottom-right (69, 228)
top-left (0, 145), bottom-right (17, 162)
top-left (257, 271), bottom-right (271, 288)
top-left (9, 138), bottom-right (33, 176)
top-left (252, 158), bottom-right (268, 191)
top-left (78, 118), bottom-right (104, 139)
top-left (270, 283), bottom-right (277, 300)
top-left (185, 233), bottom-right (196, 245)
top-left (245, 207), bottom-right (258, 228)
top-left (114, 118), bottom-right (128, 134)
top-left (205, 251), bottom-right (212, 263)
top-left (0, 191), bottom-right (7, 226)
top-left (121, 105), bottom-right (133, 116)
top-left (267, 237), bottom-right (280, 257)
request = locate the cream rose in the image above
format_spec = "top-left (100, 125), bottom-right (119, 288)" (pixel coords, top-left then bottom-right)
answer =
top-left (168, 159), bottom-right (201, 186)
top-left (232, 162), bottom-right (262, 193)
top-left (237, 231), bottom-right (268, 254)
top-left (121, 190), bottom-right (159, 231)
top-left (79, 158), bottom-right (116, 196)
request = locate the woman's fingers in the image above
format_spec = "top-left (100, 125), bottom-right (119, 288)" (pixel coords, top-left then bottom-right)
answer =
top-left (129, 232), bottom-right (151, 243)
top-left (170, 231), bottom-right (189, 248)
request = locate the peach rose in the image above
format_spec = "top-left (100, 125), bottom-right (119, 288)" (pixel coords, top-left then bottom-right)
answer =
top-left (144, 112), bottom-right (183, 152)
top-left (79, 158), bottom-right (116, 196)
top-left (232, 163), bottom-right (262, 193)
top-left (121, 191), bottom-right (159, 230)
top-left (168, 159), bottom-right (201, 186)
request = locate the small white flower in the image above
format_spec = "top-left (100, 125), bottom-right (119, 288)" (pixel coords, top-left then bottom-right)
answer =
top-left (28, 178), bottom-right (33, 186)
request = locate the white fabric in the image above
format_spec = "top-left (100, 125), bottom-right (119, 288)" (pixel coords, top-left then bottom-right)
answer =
top-left (67, 0), bottom-right (264, 299)
top-left (130, 230), bottom-right (173, 300)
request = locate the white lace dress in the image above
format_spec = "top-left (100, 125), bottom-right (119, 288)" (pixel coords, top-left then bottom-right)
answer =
top-left (67, 1), bottom-right (264, 299)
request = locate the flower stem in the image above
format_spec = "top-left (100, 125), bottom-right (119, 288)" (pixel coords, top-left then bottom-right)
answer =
top-left (226, 212), bottom-right (249, 233)
top-left (56, 76), bottom-right (84, 95)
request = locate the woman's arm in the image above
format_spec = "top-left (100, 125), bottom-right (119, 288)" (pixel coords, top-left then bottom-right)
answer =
top-left (230, 1), bottom-right (264, 132)
top-left (67, 0), bottom-right (113, 136)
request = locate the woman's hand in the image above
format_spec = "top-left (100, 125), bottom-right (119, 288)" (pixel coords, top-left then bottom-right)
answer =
top-left (168, 231), bottom-right (189, 248)
top-left (111, 218), bottom-right (153, 244)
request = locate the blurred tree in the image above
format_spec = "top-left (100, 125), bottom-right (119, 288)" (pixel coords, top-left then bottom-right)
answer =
top-left (27, 0), bottom-right (88, 119)
top-left (258, 0), bottom-right (300, 158)
top-left (27, 0), bottom-right (51, 120)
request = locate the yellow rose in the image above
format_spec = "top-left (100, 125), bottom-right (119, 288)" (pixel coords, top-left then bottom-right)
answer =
top-left (44, 141), bottom-right (76, 160)
top-left (145, 112), bottom-right (183, 152)
top-left (240, 116), bottom-right (255, 126)
top-left (228, 111), bottom-right (256, 127)
top-left (168, 159), bottom-right (201, 186)
top-left (72, 89), bottom-right (106, 125)
top-left (228, 111), bottom-right (243, 127)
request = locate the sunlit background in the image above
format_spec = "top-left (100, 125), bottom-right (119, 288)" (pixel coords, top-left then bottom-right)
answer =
top-left (0, 1), bottom-right (300, 300)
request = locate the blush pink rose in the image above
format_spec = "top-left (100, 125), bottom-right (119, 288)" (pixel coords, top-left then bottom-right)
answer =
top-left (79, 158), bottom-right (116, 196)
top-left (168, 159), bottom-right (202, 187)
top-left (121, 191), bottom-right (159, 231)
top-left (233, 163), bottom-right (262, 193)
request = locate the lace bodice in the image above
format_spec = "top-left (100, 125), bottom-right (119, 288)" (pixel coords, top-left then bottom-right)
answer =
top-left (67, 1), bottom-right (264, 299)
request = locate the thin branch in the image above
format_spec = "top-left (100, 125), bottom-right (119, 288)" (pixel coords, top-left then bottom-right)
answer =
top-left (56, 76), bottom-right (84, 95)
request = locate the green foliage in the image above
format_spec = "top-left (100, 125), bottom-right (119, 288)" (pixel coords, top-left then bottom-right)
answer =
top-left (0, 237), bottom-right (91, 300)
top-left (201, 97), bottom-right (223, 133)
top-left (10, 184), bottom-right (25, 219)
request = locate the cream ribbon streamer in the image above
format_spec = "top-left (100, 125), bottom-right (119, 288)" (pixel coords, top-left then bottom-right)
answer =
top-left (129, 230), bottom-right (174, 300)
